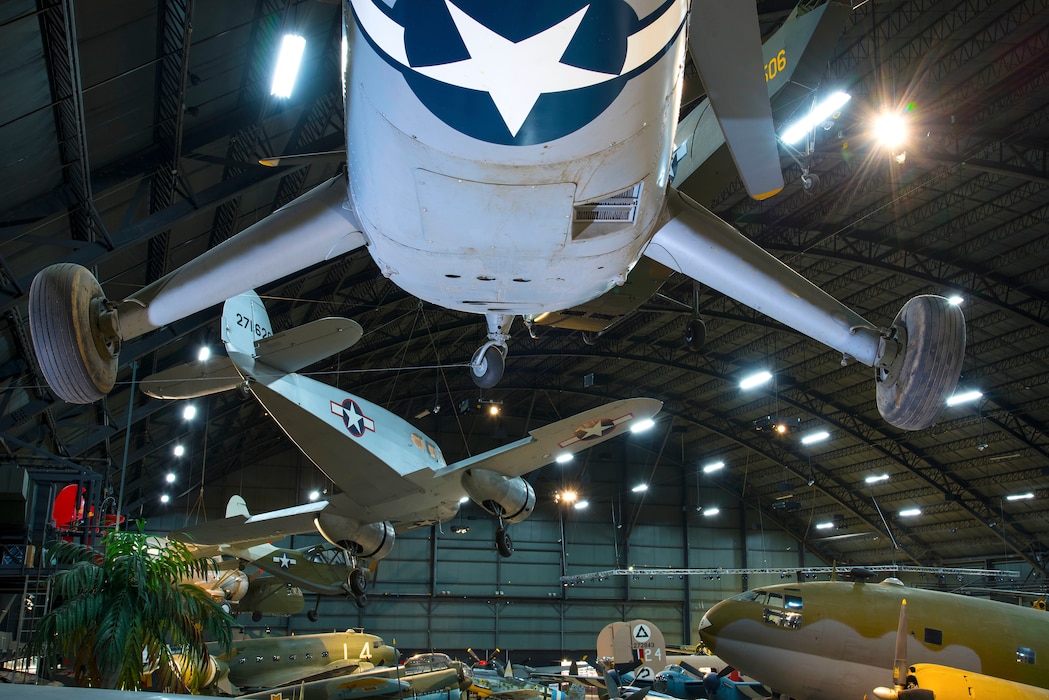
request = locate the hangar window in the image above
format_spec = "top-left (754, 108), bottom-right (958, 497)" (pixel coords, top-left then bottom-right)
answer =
top-left (924, 628), bottom-right (942, 645)
top-left (1018, 647), bottom-right (1036, 664)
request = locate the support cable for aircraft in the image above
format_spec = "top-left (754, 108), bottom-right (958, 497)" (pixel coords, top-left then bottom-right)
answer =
top-left (560, 564), bottom-right (1019, 585)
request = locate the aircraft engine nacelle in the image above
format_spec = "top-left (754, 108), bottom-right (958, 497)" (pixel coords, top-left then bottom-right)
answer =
top-left (172, 652), bottom-right (228, 690)
top-left (461, 469), bottom-right (535, 524)
top-left (315, 513), bottom-right (395, 560)
top-left (215, 568), bottom-right (249, 603)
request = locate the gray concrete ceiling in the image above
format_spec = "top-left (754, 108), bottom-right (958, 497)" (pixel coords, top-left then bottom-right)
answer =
top-left (1, 0), bottom-right (1048, 584)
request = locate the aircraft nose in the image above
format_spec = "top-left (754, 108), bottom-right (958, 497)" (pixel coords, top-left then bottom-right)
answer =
top-left (698, 600), bottom-right (729, 650)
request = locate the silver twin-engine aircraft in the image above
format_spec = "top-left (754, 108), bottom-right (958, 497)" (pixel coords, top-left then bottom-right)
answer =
top-left (29, 0), bottom-right (964, 431)
top-left (149, 290), bottom-right (662, 608)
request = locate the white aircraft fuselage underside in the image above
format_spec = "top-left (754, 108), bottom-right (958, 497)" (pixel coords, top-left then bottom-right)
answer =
top-left (347, 0), bottom-right (685, 316)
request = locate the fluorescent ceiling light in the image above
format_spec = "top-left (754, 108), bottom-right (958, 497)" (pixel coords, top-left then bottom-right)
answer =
top-left (308, 490), bottom-right (321, 501)
top-left (947, 295), bottom-right (964, 306)
top-left (865, 474), bottom-right (889, 484)
top-left (631, 484), bottom-right (648, 493)
top-left (739, 370), bottom-right (772, 390)
top-left (873, 111), bottom-right (907, 149)
top-left (703, 461), bottom-right (725, 474)
top-left (160, 494), bottom-right (170, 503)
top-left (574, 500), bottom-right (589, 510)
top-left (198, 346), bottom-right (211, 362)
top-left (165, 472), bottom-right (175, 484)
top-left (631, 418), bottom-right (655, 433)
top-left (702, 507), bottom-right (720, 517)
top-left (899, 508), bottom-right (922, 517)
top-left (947, 389), bottom-right (983, 406)
top-left (459, 495), bottom-right (470, 504)
top-left (815, 521), bottom-right (834, 530)
top-left (801, 430), bottom-right (830, 445)
top-left (780, 91), bottom-right (851, 145)
top-left (173, 444), bottom-right (185, 457)
top-left (271, 34), bottom-right (306, 98)
top-left (182, 404), bottom-right (197, 421)
top-left (1006, 492), bottom-right (1034, 501)
top-left (555, 453), bottom-right (574, 464)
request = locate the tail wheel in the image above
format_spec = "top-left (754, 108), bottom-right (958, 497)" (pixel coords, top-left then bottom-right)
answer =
top-left (876, 295), bottom-right (966, 430)
top-left (251, 610), bottom-right (263, 622)
top-left (495, 528), bottom-right (514, 558)
top-left (685, 318), bottom-right (706, 352)
top-left (29, 263), bottom-right (119, 404)
top-left (349, 567), bottom-right (368, 597)
top-left (471, 345), bottom-right (505, 389)
top-left (354, 594), bottom-right (368, 610)
top-left (307, 609), bottom-right (319, 622)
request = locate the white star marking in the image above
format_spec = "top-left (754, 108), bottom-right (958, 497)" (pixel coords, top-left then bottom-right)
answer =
top-left (414, 2), bottom-right (614, 137)
top-left (350, 0), bottom-right (686, 138)
top-left (578, 420), bottom-right (612, 439)
top-left (274, 553), bottom-right (297, 569)
top-left (558, 412), bottom-right (634, 448)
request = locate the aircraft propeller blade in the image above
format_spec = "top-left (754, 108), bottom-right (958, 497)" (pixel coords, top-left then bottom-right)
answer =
top-left (686, 1), bottom-right (784, 200)
top-left (258, 149), bottom-right (345, 167)
top-left (676, 660), bottom-right (705, 679)
top-left (873, 599), bottom-right (933, 700)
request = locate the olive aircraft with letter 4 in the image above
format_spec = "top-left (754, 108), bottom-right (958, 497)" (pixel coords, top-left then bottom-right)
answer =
top-left (698, 577), bottom-right (1049, 700)
top-left (147, 290), bottom-right (662, 608)
top-left (31, 0), bottom-right (964, 434)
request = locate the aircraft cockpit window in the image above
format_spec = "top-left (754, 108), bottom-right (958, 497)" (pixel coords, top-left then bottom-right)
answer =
top-left (405, 652), bottom-right (452, 674)
top-left (1017, 647), bottom-right (1036, 664)
top-left (731, 590), bottom-right (762, 603)
top-left (766, 592), bottom-right (784, 608)
top-left (784, 595), bottom-right (802, 610)
top-left (761, 592), bottom-right (802, 629)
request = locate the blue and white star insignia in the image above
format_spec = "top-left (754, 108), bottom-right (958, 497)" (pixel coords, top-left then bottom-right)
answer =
top-left (558, 412), bottom-right (634, 448)
top-left (331, 398), bottom-right (376, 438)
top-left (273, 552), bottom-right (297, 569)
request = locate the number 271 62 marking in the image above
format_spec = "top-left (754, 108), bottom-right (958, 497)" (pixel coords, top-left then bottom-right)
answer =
top-left (235, 312), bottom-right (271, 338)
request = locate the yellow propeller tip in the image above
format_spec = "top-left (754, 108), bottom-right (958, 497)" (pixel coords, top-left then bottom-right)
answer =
top-left (258, 158), bottom-right (280, 167)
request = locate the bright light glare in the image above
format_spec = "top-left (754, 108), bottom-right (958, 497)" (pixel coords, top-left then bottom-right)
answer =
top-left (183, 404), bottom-right (197, 421)
top-left (574, 500), bottom-right (590, 510)
top-left (160, 494), bottom-right (170, 504)
top-left (739, 371), bottom-right (772, 390)
top-left (702, 507), bottom-right (720, 517)
top-left (873, 112), bottom-right (907, 148)
top-left (173, 444), bottom-right (185, 457)
top-left (703, 461), bottom-right (725, 474)
top-left (1006, 492), bottom-right (1034, 501)
top-left (947, 295), bottom-right (964, 306)
top-left (558, 490), bottom-right (579, 504)
top-left (815, 521), bottom-right (834, 530)
top-left (308, 490), bottom-right (321, 501)
top-left (198, 346), bottom-right (211, 362)
top-left (555, 453), bottom-right (574, 464)
top-left (801, 430), bottom-right (830, 445)
top-left (631, 484), bottom-right (648, 493)
top-left (780, 91), bottom-right (851, 145)
top-left (947, 389), bottom-right (983, 406)
top-left (271, 34), bottom-right (306, 98)
top-left (165, 472), bottom-right (175, 484)
top-left (899, 508), bottom-right (922, 517)
top-left (459, 495), bottom-right (470, 504)
top-left (631, 418), bottom-right (655, 433)
top-left (865, 474), bottom-right (890, 484)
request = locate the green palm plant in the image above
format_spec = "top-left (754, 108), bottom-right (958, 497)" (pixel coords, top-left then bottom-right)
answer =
top-left (26, 522), bottom-right (234, 691)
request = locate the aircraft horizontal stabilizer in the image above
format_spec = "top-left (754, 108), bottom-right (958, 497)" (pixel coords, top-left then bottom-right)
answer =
top-left (140, 356), bottom-right (242, 399)
top-left (436, 398), bottom-right (662, 480)
top-left (254, 317), bottom-right (364, 373)
top-left (171, 500), bottom-right (330, 547)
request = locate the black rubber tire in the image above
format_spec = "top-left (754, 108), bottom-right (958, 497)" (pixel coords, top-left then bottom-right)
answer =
top-left (495, 528), bottom-right (514, 558)
top-left (307, 609), bottom-right (319, 622)
top-left (685, 318), bottom-right (706, 352)
top-left (876, 295), bottom-right (966, 430)
top-left (471, 345), bottom-right (504, 389)
top-left (29, 263), bottom-right (118, 404)
top-left (349, 567), bottom-right (368, 597)
top-left (354, 594), bottom-right (368, 610)
top-left (251, 610), bottom-right (263, 622)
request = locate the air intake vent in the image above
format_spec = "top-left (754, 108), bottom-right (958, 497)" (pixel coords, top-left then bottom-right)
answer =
top-left (574, 183), bottom-right (642, 224)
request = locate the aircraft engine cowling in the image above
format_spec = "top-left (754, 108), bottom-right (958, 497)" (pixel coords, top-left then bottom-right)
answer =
top-left (215, 568), bottom-right (249, 603)
top-left (461, 469), bottom-right (535, 523)
top-left (314, 513), bottom-right (395, 560)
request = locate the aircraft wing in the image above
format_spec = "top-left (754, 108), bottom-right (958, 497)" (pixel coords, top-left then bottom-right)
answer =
top-left (170, 500), bottom-right (330, 547)
top-left (138, 356), bottom-right (242, 400)
top-left (434, 398), bottom-right (663, 481)
top-left (240, 657), bottom-right (375, 692)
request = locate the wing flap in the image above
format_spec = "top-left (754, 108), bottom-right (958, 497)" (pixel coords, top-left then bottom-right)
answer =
top-left (140, 357), bottom-right (241, 399)
top-left (255, 317), bottom-right (364, 373)
top-left (436, 398), bottom-right (662, 479)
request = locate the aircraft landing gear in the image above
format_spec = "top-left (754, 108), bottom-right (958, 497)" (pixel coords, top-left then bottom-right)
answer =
top-left (495, 516), bottom-right (514, 558)
top-left (471, 313), bottom-right (513, 389)
top-left (685, 282), bottom-right (706, 352)
top-left (349, 567), bottom-right (368, 597)
top-left (875, 295), bottom-right (966, 430)
top-left (307, 609), bottom-right (319, 622)
top-left (29, 263), bottom-right (120, 404)
top-left (354, 594), bottom-right (368, 610)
